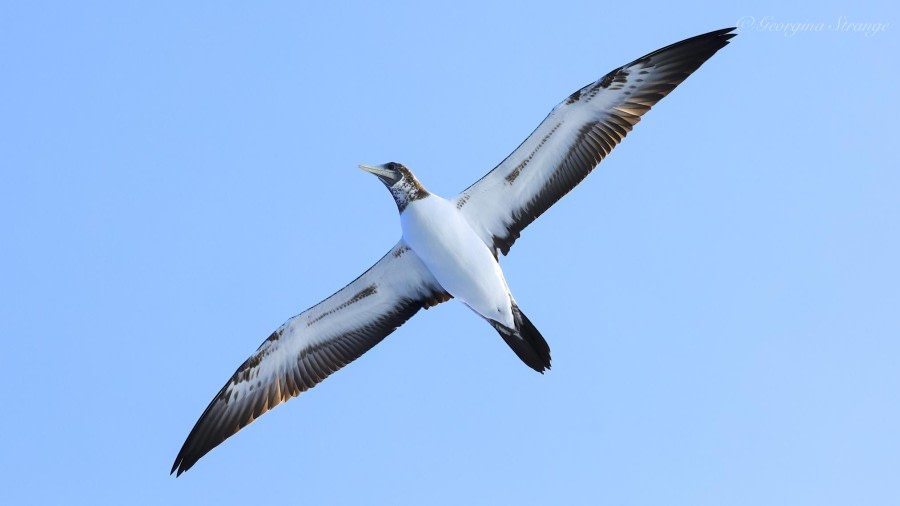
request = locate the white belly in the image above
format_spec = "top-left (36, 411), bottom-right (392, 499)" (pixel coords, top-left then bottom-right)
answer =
top-left (401, 195), bottom-right (515, 328)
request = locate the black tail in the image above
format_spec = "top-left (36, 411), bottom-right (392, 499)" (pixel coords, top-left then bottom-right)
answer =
top-left (489, 304), bottom-right (551, 373)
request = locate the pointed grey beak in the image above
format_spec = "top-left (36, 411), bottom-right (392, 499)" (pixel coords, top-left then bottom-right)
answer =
top-left (358, 164), bottom-right (395, 179)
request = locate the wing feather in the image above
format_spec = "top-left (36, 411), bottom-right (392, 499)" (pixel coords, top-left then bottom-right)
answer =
top-left (456, 28), bottom-right (736, 255)
top-left (171, 241), bottom-right (449, 476)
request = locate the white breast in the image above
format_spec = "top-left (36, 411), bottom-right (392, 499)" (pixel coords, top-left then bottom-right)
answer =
top-left (400, 195), bottom-right (515, 328)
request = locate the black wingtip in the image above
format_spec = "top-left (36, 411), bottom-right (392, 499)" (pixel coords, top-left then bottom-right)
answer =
top-left (631, 26), bottom-right (737, 66)
top-left (696, 27), bottom-right (738, 47)
top-left (171, 456), bottom-right (187, 477)
top-left (171, 435), bottom-right (204, 477)
top-left (171, 435), bottom-right (211, 477)
top-left (694, 27), bottom-right (737, 40)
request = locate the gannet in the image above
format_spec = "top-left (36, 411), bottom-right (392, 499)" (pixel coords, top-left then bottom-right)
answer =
top-left (172, 27), bottom-right (736, 476)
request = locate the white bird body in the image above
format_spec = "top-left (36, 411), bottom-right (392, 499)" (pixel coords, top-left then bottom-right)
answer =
top-left (401, 194), bottom-right (515, 329)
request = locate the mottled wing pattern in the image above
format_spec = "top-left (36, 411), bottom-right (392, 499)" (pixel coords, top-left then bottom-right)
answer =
top-left (171, 242), bottom-right (450, 476)
top-left (456, 28), bottom-right (735, 256)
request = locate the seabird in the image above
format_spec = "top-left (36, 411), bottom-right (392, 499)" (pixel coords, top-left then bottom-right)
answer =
top-left (172, 28), bottom-right (736, 476)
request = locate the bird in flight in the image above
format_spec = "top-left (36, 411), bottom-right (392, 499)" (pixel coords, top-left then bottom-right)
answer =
top-left (172, 27), bottom-right (736, 476)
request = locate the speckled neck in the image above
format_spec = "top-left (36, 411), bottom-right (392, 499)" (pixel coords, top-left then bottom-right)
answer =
top-left (390, 166), bottom-right (429, 213)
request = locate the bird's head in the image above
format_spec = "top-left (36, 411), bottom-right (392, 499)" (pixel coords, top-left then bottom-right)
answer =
top-left (359, 162), bottom-right (428, 211)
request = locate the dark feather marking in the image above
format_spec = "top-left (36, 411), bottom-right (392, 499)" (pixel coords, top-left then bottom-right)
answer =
top-left (505, 123), bottom-right (562, 183)
top-left (234, 344), bottom-right (276, 384)
top-left (308, 285), bottom-right (378, 326)
top-left (422, 290), bottom-right (452, 309)
top-left (265, 328), bottom-right (282, 342)
top-left (597, 70), bottom-right (617, 89)
top-left (565, 89), bottom-right (582, 105)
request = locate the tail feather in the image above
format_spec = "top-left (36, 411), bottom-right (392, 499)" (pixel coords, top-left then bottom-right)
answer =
top-left (489, 304), bottom-right (551, 373)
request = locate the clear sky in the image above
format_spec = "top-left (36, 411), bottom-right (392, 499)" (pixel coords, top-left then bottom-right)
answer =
top-left (2, 1), bottom-right (898, 505)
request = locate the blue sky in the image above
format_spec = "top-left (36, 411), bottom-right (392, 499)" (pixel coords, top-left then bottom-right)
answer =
top-left (2, 1), bottom-right (898, 504)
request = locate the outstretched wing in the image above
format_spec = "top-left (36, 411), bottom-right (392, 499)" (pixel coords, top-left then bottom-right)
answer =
top-left (171, 241), bottom-right (450, 476)
top-left (456, 28), bottom-right (735, 256)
